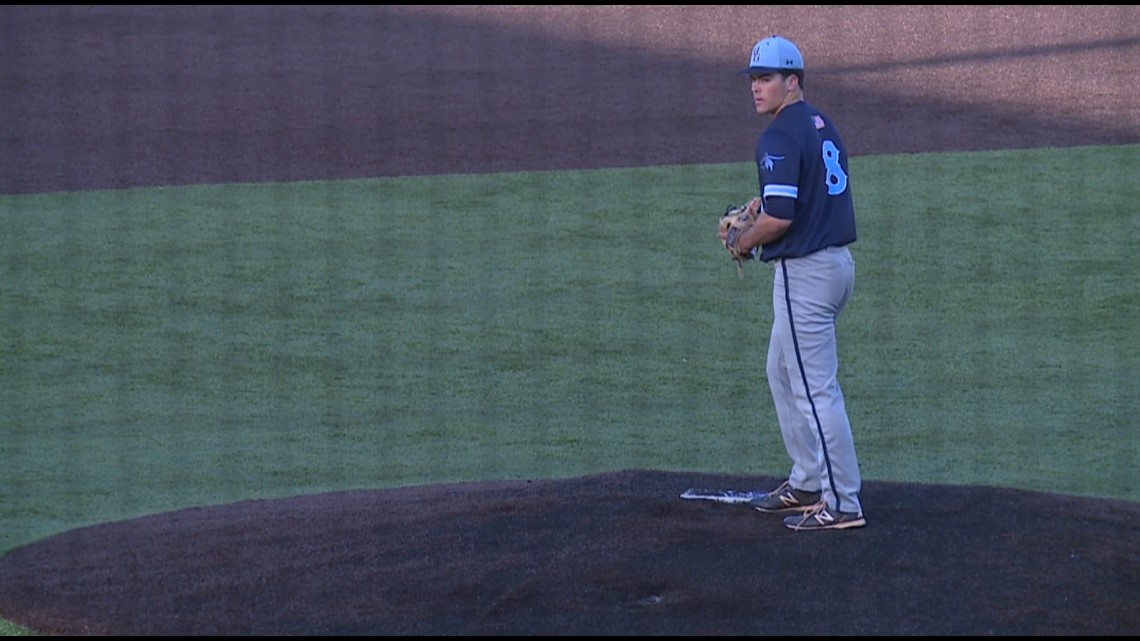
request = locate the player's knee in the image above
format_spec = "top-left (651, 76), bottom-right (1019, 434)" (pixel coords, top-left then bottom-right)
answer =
top-left (765, 359), bottom-right (784, 383)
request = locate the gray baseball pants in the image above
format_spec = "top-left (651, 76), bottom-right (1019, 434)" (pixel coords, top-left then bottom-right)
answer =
top-left (767, 245), bottom-right (863, 515)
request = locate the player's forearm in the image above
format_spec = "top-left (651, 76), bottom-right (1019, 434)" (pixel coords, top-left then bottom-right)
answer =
top-left (739, 214), bottom-right (791, 252)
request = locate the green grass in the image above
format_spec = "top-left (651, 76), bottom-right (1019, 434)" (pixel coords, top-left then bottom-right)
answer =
top-left (2, 145), bottom-right (1139, 634)
top-left (848, 146), bottom-right (1140, 493)
top-left (0, 622), bottom-right (33, 637)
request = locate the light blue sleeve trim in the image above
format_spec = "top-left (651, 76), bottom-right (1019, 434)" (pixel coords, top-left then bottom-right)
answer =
top-left (763, 184), bottom-right (798, 199)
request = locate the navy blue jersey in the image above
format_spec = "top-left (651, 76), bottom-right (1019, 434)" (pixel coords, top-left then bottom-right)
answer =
top-left (754, 100), bottom-right (856, 261)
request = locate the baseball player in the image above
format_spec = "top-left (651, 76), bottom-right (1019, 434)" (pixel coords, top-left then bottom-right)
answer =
top-left (720, 35), bottom-right (865, 530)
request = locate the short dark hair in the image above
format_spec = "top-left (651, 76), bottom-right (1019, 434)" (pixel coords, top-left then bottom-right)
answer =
top-left (783, 70), bottom-right (804, 90)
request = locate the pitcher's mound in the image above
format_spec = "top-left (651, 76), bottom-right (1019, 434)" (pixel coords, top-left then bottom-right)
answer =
top-left (0, 470), bottom-right (1137, 635)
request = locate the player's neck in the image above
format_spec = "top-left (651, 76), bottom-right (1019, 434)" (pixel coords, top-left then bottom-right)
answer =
top-left (773, 92), bottom-right (804, 117)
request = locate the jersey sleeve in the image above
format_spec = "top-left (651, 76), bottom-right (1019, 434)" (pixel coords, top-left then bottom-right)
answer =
top-left (755, 128), bottom-right (799, 220)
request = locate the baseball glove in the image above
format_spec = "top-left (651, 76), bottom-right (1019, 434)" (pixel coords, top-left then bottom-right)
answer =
top-left (719, 197), bottom-right (760, 280)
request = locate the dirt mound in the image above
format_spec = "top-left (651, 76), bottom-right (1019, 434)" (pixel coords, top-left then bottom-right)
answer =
top-left (1, 470), bottom-right (1137, 635)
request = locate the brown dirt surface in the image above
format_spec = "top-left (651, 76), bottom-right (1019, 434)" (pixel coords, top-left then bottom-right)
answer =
top-left (1, 6), bottom-right (1138, 636)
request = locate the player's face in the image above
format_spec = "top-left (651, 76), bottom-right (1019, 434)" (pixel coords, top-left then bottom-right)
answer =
top-left (750, 73), bottom-right (793, 116)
